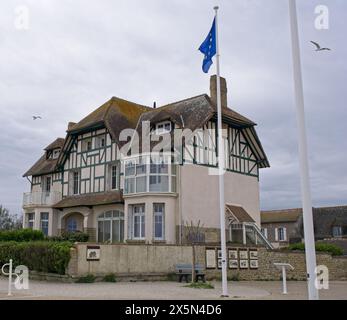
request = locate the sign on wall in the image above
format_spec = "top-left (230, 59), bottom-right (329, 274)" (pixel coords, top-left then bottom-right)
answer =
top-left (204, 247), bottom-right (259, 270)
top-left (86, 245), bottom-right (100, 261)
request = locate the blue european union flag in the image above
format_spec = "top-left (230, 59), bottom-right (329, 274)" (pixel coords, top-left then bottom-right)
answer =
top-left (199, 18), bottom-right (216, 73)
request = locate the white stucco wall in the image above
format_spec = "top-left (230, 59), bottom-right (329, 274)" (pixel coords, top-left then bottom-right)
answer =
top-left (179, 164), bottom-right (260, 227)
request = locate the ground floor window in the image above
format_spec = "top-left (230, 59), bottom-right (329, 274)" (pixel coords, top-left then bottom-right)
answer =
top-left (98, 210), bottom-right (124, 243)
top-left (277, 227), bottom-right (287, 241)
top-left (153, 203), bottom-right (165, 240)
top-left (261, 228), bottom-right (268, 239)
top-left (67, 217), bottom-right (77, 232)
top-left (132, 204), bottom-right (145, 240)
top-left (332, 226), bottom-right (343, 237)
top-left (28, 213), bottom-right (34, 229)
top-left (40, 212), bottom-right (49, 236)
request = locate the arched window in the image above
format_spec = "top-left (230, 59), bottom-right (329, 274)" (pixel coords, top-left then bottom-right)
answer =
top-left (67, 217), bottom-right (77, 232)
top-left (98, 210), bottom-right (124, 243)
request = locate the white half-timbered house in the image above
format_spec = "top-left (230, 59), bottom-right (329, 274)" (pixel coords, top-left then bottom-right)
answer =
top-left (22, 76), bottom-right (270, 246)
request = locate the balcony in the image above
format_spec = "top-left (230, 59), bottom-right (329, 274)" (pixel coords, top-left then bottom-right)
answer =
top-left (23, 191), bottom-right (62, 208)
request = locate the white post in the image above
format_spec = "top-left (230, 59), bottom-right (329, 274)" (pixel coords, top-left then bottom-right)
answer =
top-left (214, 6), bottom-right (228, 298)
top-left (282, 266), bottom-right (288, 294)
top-left (288, 0), bottom-right (319, 300)
top-left (8, 259), bottom-right (13, 296)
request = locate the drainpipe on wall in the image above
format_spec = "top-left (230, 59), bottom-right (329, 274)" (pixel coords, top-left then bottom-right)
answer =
top-left (178, 165), bottom-right (183, 245)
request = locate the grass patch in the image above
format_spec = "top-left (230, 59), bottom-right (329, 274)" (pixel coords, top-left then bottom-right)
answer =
top-left (75, 274), bottom-right (96, 283)
top-left (103, 273), bottom-right (117, 282)
top-left (184, 282), bottom-right (214, 289)
top-left (288, 242), bottom-right (343, 256)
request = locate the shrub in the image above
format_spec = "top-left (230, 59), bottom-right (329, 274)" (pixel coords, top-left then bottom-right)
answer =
top-left (288, 242), bottom-right (343, 256)
top-left (0, 241), bottom-right (72, 274)
top-left (47, 231), bottom-right (89, 243)
top-left (103, 273), bottom-right (117, 282)
top-left (184, 282), bottom-right (214, 289)
top-left (0, 229), bottom-right (44, 242)
top-left (76, 274), bottom-right (96, 283)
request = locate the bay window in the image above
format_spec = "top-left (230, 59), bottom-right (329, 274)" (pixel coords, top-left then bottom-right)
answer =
top-left (124, 155), bottom-right (177, 194)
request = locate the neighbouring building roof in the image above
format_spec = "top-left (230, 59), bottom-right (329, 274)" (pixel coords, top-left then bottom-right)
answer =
top-left (226, 204), bottom-right (255, 223)
top-left (261, 208), bottom-right (303, 224)
top-left (53, 191), bottom-right (124, 209)
top-left (23, 137), bottom-right (65, 177)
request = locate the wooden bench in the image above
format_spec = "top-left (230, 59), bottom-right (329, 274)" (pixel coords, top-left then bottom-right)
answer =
top-left (174, 264), bottom-right (206, 283)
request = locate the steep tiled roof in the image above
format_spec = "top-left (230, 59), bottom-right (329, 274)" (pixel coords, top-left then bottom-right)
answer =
top-left (261, 208), bottom-right (302, 223)
top-left (53, 191), bottom-right (124, 209)
top-left (44, 138), bottom-right (65, 151)
top-left (23, 137), bottom-right (65, 177)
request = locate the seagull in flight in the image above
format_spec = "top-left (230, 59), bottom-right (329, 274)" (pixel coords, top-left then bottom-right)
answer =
top-left (32, 116), bottom-right (42, 120)
top-left (310, 41), bottom-right (331, 51)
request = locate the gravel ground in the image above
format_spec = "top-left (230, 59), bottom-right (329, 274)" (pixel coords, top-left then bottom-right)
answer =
top-left (0, 279), bottom-right (346, 300)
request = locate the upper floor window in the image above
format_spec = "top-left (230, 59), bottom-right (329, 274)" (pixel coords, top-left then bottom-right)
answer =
top-left (52, 149), bottom-right (60, 159)
top-left (332, 226), bottom-right (343, 237)
top-left (43, 176), bottom-right (51, 193)
top-left (72, 171), bottom-right (80, 195)
top-left (110, 165), bottom-right (119, 190)
top-left (124, 155), bottom-right (176, 194)
top-left (156, 121), bottom-right (171, 135)
top-left (82, 138), bottom-right (92, 152)
top-left (95, 135), bottom-right (106, 149)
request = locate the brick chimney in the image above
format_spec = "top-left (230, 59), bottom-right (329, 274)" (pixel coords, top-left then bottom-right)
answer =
top-left (210, 75), bottom-right (227, 108)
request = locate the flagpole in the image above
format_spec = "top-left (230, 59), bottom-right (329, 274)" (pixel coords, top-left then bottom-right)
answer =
top-left (214, 5), bottom-right (228, 298)
top-left (288, 0), bottom-right (319, 300)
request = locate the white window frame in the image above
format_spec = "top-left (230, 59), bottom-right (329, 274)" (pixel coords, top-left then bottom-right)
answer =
top-left (97, 210), bottom-right (124, 243)
top-left (28, 213), bottom-right (35, 229)
top-left (132, 205), bottom-right (145, 240)
top-left (40, 212), bottom-right (49, 236)
top-left (332, 226), bottom-right (343, 238)
top-left (95, 135), bottom-right (106, 149)
top-left (72, 171), bottom-right (80, 195)
top-left (124, 154), bottom-right (176, 195)
top-left (156, 121), bottom-right (171, 135)
top-left (52, 149), bottom-right (60, 159)
top-left (153, 203), bottom-right (165, 241)
top-left (261, 227), bottom-right (268, 239)
top-left (277, 227), bottom-right (287, 242)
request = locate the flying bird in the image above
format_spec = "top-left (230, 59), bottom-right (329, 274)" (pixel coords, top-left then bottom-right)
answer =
top-left (32, 116), bottom-right (42, 120)
top-left (310, 41), bottom-right (331, 51)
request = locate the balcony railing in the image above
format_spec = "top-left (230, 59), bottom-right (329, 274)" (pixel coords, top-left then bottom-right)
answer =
top-left (23, 191), bottom-right (62, 207)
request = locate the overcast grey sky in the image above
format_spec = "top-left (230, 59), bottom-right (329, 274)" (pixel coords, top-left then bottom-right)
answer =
top-left (0, 0), bottom-right (346, 216)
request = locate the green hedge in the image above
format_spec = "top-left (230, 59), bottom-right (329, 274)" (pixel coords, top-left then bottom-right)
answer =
top-left (0, 241), bottom-right (73, 274)
top-left (0, 229), bottom-right (44, 242)
top-left (288, 242), bottom-right (343, 256)
top-left (47, 231), bottom-right (89, 243)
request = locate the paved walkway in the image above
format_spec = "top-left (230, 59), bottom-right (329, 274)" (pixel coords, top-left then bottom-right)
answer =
top-left (0, 279), bottom-right (346, 300)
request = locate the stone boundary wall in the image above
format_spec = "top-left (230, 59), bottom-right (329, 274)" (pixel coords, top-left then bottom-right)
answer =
top-left (67, 244), bottom-right (347, 281)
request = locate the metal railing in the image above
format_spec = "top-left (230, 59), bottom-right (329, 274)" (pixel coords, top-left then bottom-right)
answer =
top-left (22, 191), bottom-right (62, 207)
